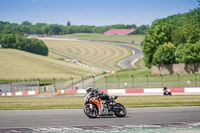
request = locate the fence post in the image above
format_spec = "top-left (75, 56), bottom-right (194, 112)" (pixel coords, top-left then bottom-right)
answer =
top-left (71, 77), bottom-right (74, 90)
top-left (160, 74), bottom-right (163, 87)
top-left (92, 75), bottom-right (95, 88)
top-left (9, 82), bottom-right (11, 93)
top-left (6, 84), bottom-right (8, 93)
top-left (27, 79), bottom-right (30, 91)
top-left (177, 73), bottom-right (180, 87)
top-left (26, 79), bottom-right (28, 91)
top-left (13, 81), bottom-right (16, 92)
top-left (28, 79), bottom-right (31, 91)
top-left (35, 79), bottom-right (38, 91)
top-left (37, 78), bottom-right (40, 92)
top-left (61, 77), bottom-right (63, 90)
top-left (30, 79), bottom-right (33, 91)
top-left (17, 80), bottom-right (20, 92)
top-left (23, 79), bottom-right (26, 92)
top-left (15, 80), bottom-right (18, 92)
top-left (31, 79), bottom-right (34, 91)
top-left (131, 75), bottom-right (134, 89)
top-left (146, 75), bottom-right (149, 88)
top-left (24, 79), bottom-right (27, 92)
top-left (117, 75), bottom-right (120, 89)
top-left (14, 80), bottom-right (17, 92)
top-left (194, 73), bottom-right (197, 87)
top-left (81, 76), bottom-right (84, 89)
top-left (53, 78), bottom-right (56, 92)
top-left (177, 74), bottom-right (180, 88)
top-left (33, 79), bottom-right (36, 91)
top-left (105, 76), bottom-right (107, 90)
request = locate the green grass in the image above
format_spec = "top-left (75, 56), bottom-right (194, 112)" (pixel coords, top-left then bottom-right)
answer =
top-left (0, 79), bottom-right (54, 86)
top-left (0, 95), bottom-right (199, 110)
top-left (119, 95), bottom-right (200, 107)
top-left (134, 58), bottom-right (146, 69)
top-left (0, 96), bottom-right (83, 110)
top-left (56, 33), bottom-right (145, 44)
top-left (0, 49), bottom-right (100, 80)
top-left (44, 40), bottom-right (132, 71)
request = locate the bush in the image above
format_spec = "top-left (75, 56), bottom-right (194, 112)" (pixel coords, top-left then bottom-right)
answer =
top-left (152, 42), bottom-right (176, 66)
top-left (0, 30), bottom-right (48, 56)
top-left (175, 42), bottom-right (200, 63)
top-left (142, 25), bottom-right (170, 67)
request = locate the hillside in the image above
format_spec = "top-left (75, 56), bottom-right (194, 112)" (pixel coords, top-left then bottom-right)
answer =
top-left (56, 33), bottom-right (145, 44)
top-left (0, 49), bottom-right (100, 80)
top-left (43, 39), bottom-right (132, 71)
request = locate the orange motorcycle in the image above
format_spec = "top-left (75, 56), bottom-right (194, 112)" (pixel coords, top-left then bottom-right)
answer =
top-left (83, 87), bottom-right (127, 118)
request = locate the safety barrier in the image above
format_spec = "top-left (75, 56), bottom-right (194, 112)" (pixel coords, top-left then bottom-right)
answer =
top-left (0, 90), bottom-right (39, 96)
top-left (57, 88), bottom-right (200, 95)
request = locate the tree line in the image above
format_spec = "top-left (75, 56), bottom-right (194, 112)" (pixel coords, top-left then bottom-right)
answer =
top-left (0, 21), bottom-right (149, 35)
top-left (0, 30), bottom-right (48, 56)
top-left (142, 4), bottom-right (200, 67)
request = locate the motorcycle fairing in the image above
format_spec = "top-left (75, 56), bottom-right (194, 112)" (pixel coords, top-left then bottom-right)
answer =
top-left (90, 99), bottom-right (103, 110)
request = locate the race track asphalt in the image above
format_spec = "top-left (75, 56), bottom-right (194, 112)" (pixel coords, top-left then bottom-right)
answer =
top-left (116, 44), bottom-right (143, 68)
top-left (0, 106), bottom-right (199, 128)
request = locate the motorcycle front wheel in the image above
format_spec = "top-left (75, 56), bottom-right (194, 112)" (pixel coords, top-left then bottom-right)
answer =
top-left (84, 103), bottom-right (98, 118)
top-left (114, 103), bottom-right (127, 117)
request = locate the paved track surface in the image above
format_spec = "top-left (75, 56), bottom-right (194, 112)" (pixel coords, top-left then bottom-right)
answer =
top-left (116, 44), bottom-right (143, 68)
top-left (0, 107), bottom-right (199, 128)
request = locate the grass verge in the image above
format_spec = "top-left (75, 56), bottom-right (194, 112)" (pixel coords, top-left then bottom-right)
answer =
top-left (57, 33), bottom-right (145, 44)
top-left (0, 95), bottom-right (199, 110)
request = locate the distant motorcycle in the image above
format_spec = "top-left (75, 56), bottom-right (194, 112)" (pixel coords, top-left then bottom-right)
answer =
top-left (163, 87), bottom-right (172, 95)
top-left (83, 87), bottom-right (127, 118)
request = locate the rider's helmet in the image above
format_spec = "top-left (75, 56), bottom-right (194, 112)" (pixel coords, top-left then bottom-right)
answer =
top-left (86, 86), bottom-right (93, 93)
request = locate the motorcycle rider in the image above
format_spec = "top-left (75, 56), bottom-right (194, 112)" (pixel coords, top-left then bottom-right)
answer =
top-left (84, 87), bottom-right (127, 118)
top-left (163, 86), bottom-right (172, 95)
top-left (86, 87), bottom-right (110, 108)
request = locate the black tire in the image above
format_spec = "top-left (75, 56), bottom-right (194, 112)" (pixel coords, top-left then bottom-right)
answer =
top-left (84, 103), bottom-right (98, 118)
top-left (114, 103), bottom-right (127, 117)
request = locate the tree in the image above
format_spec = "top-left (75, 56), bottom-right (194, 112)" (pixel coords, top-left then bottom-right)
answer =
top-left (32, 23), bottom-right (47, 34)
top-left (29, 38), bottom-right (48, 55)
top-left (0, 20), bottom-right (148, 35)
top-left (181, 8), bottom-right (200, 44)
top-left (142, 25), bottom-right (170, 67)
top-left (0, 30), bottom-right (23, 48)
top-left (175, 42), bottom-right (200, 63)
top-left (152, 42), bottom-right (176, 66)
top-left (22, 21), bottom-right (32, 25)
top-left (47, 24), bottom-right (65, 35)
top-left (142, 4), bottom-right (200, 67)
top-left (20, 25), bottom-right (32, 34)
top-left (0, 30), bottom-right (48, 56)
top-left (67, 21), bottom-right (71, 26)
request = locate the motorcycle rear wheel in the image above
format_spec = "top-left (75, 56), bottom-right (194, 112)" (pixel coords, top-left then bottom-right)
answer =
top-left (84, 103), bottom-right (98, 118)
top-left (114, 103), bottom-right (127, 117)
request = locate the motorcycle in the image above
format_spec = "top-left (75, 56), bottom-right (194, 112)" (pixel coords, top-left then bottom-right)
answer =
top-left (83, 88), bottom-right (127, 118)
